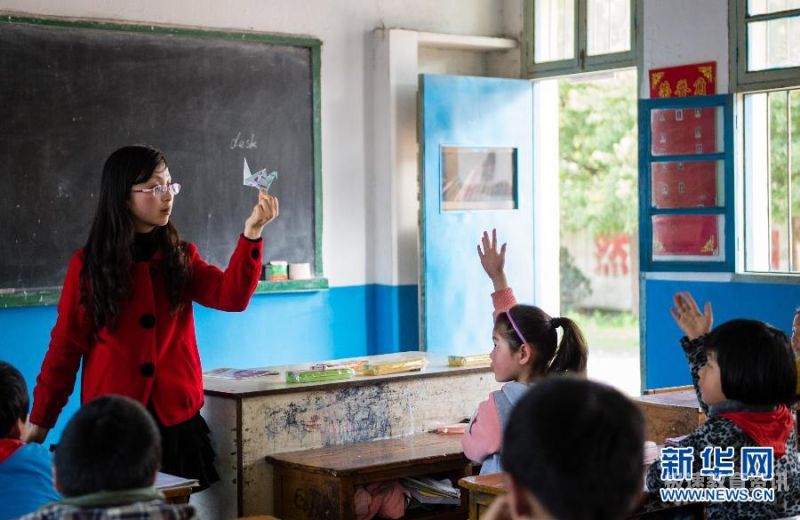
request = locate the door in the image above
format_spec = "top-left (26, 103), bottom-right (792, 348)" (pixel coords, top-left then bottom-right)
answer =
top-left (419, 74), bottom-right (535, 355)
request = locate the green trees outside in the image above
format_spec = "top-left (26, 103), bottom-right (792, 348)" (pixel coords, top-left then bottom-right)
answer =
top-left (558, 72), bottom-right (638, 309)
top-left (559, 72), bottom-right (638, 238)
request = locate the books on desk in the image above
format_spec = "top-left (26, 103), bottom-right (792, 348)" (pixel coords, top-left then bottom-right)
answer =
top-left (155, 472), bottom-right (199, 491)
top-left (204, 367), bottom-right (279, 380)
top-left (402, 476), bottom-right (461, 505)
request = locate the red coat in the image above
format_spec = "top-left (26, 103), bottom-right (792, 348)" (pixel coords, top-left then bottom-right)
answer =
top-left (30, 235), bottom-right (263, 428)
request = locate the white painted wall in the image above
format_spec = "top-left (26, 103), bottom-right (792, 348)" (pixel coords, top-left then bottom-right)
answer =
top-left (642, 0), bottom-right (729, 97)
top-left (1, 0), bottom-right (515, 287)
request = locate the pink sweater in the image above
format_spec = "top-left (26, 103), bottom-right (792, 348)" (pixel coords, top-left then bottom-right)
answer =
top-left (461, 287), bottom-right (518, 463)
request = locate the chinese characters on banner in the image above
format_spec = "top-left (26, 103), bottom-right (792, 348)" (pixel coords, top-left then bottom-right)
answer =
top-left (648, 62), bottom-right (720, 259)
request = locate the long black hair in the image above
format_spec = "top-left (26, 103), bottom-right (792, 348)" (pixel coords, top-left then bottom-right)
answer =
top-left (79, 145), bottom-right (190, 333)
top-left (495, 305), bottom-right (588, 377)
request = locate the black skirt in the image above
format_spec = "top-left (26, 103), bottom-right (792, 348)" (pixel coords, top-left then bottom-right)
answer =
top-left (150, 409), bottom-right (220, 492)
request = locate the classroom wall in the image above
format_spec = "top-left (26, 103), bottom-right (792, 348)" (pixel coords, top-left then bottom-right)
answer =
top-left (0, 0), bottom-right (517, 441)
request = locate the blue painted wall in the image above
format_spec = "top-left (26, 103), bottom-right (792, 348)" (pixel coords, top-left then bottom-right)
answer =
top-left (0, 283), bottom-right (418, 444)
top-left (642, 278), bottom-right (800, 390)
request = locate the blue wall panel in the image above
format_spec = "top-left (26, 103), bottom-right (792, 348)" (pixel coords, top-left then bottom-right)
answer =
top-left (643, 278), bottom-right (800, 390)
top-left (0, 283), bottom-right (418, 443)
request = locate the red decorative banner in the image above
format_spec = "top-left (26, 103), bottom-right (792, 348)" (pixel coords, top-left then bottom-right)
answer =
top-left (649, 61), bottom-right (716, 98)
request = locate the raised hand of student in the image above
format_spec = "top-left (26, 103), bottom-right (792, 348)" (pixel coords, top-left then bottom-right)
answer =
top-left (669, 291), bottom-right (713, 340)
top-left (478, 229), bottom-right (508, 292)
top-left (244, 191), bottom-right (279, 239)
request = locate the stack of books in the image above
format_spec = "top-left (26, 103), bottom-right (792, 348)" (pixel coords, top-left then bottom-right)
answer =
top-left (401, 477), bottom-right (460, 505)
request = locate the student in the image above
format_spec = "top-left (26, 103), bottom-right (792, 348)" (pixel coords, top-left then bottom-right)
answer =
top-left (21, 395), bottom-right (195, 519)
top-left (0, 361), bottom-right (60, 519)
top-left (26, 145), bottom-right (278, 489)
top-left (791, 308), bottom-right (800, 396)
top-left (463, 230), bottom-right (588, 474)
top-left (482, 377), bottom-right (645, 520)
top-left (646, 291), bottom-right (800, 519)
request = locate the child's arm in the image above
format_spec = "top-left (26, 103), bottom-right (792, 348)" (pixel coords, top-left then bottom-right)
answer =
top-left (670, 292), bottom-right (713, 412)
top-left (478, 229), bottom-right (517, 317)
top-left (461, 395), bottom-right (502, 463)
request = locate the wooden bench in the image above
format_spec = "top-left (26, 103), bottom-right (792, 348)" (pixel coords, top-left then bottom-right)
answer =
top-left (266, 432), bottom-right (471, 519)
top-left (634, 386), bottom-right (705, 444)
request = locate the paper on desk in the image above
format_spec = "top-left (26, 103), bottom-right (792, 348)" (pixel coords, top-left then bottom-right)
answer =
top-left (155, 472), bottom-right (199, 490)
top-left (243, 158), bottom-right (278, 193)
top-left (204, 367), bottom-right (279, 379)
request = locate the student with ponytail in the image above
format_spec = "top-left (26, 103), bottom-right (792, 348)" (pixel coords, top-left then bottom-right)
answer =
top-left (462, 230), bottom-right (588, 475)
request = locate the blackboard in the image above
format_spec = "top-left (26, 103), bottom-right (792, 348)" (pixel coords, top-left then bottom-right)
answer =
top-left (0, 18), bottom-right (322, 302)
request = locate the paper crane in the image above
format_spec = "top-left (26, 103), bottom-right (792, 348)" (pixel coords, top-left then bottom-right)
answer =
top-left (242, 158), bottom-right (278, 193)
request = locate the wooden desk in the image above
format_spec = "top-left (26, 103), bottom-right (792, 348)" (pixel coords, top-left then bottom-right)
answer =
top-left (196, 352), bottom-right (500, 518)
top-left (267, 432), bottom-right (470, 519)
top-left (634, 387), bottom-right (705, 444)
top-left (458, 473), bottom-right (505, 520)
top-left (458, 474), bottom-right (704, 520)
top-left (156, 472), bottom-right (197, 505)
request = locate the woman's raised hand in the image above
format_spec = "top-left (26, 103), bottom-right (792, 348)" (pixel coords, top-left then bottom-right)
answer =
top-left (244, 191), bottom-right (279, 239)
top-left (669, 291), bottom-right (713, 340)
top-left (478, 229), bottom-right (508, 292)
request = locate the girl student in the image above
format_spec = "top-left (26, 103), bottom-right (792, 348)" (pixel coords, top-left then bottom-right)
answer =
top-left (25, 145), bottom-right (278, 489)
top-left (462, 229), bottom-right (588, 474)
top-left (646, 292), bottom-right (800, 519)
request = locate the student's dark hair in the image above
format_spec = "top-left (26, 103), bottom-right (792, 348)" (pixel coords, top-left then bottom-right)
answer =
top-left (705, 318), bottom-right (797, 406)
top-left (0, 361), bottom-right (29, 438)
top-left (494, 305), bottom-right (588, 376)
top-left (54, 395), bottom-right (161, 497)
top-left (80, 145), bottom-right (190, 333)
top-left (501, 377), bottom-right (644, 520)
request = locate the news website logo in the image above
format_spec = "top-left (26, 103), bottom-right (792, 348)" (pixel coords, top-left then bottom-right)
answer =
top-left (658, 446), bottom-right (781, 503)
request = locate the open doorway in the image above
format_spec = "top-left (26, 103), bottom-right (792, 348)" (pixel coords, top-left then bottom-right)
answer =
top-left (556, 69), bottom-right (640, 395)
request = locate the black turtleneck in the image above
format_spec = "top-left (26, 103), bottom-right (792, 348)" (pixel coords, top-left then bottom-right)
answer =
top-left (132, 230), bottom-right (159, 262)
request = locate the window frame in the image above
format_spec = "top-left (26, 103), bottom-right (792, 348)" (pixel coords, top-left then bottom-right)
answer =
top-left (638, 94), bottom-right (736, 272)
top-left (729, 0), bottom-right (800, 92)
top-left (523, 0), bottom-right (640, 78)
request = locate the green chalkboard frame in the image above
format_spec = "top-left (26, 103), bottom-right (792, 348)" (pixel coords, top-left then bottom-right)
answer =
top-left (0, 15), bottom-right (326, 308)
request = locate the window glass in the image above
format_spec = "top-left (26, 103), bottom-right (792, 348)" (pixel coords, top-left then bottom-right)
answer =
top-left (441, 147), bottom-right (517, 211)
top-left (748, 0), bottom-right (800, 16)
top-left (535, 0), bottom-right (575, 63)
top-left (587, 0), bottom-right (631, 55)
top-left (747, 15), bottom-right (800, 71)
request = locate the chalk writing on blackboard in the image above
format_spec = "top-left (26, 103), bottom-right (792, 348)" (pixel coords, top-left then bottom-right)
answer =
top-left (230, 132), bottom-right (258, 150)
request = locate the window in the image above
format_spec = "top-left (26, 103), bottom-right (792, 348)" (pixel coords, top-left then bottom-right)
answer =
top-left (742, 89), bottom-right (800, 272)
top-left (733, 0), bottom-right (800, 273)
top-left (524, 0), bottom-right (638, 78)
top-left (731, 0), bottom-right (800, 90)
top-left (639, 95), bottom-right (735, 272)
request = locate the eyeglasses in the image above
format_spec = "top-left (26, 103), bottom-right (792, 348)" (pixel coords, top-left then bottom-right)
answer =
top-left (131, 183), bottom-right (181, 197)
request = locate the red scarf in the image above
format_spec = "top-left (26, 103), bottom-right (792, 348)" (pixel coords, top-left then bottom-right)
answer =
top-left (719, 405), bottom-right (794, 458)
top-left (0, 438), bottom-right (24, 463)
